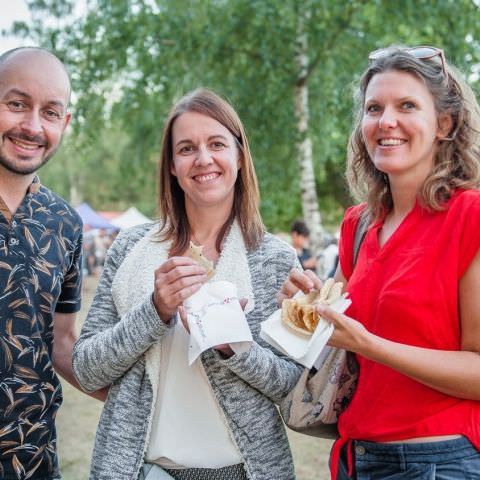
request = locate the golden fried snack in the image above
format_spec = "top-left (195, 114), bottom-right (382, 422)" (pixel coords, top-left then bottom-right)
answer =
top-left (189, 241), bottom-right (215, 279)
top-left (281, 278), bottom-right (344, 336)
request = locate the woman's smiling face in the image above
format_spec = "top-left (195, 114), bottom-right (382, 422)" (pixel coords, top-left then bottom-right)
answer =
top-left (361, 69), bottom-right (450, 182)
top-left (171, 111), bottom-right (240, 210)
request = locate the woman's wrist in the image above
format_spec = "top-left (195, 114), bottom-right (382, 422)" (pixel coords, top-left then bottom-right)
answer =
top-left (151, 293), bottom-right (176, 324)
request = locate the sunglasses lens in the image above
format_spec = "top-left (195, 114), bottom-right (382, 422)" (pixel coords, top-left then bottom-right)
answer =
top-left (368, 49), bottom-right (386, 61)
top-left (368, 46), bottom-right (445, 75)
top-left (407, 47), bottom-right (439, 59)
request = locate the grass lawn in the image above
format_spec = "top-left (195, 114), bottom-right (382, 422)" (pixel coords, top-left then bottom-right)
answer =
top-left (56, 276), bottom-right (333, 479)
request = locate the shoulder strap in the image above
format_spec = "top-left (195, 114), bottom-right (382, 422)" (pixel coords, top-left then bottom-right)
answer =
top-left (353, 210), bottom-right (370, 267)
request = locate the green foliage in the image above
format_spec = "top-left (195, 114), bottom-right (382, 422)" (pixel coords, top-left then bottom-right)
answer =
top-left (9, 0), bottom-right (480, 230)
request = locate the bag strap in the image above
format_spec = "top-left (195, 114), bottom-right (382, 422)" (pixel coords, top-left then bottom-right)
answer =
top-left (353, 209), bottom-right (370, 266)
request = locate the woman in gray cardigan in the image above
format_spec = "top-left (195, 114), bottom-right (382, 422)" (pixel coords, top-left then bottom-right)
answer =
top-left (73, 89), bottom-right (302, 480)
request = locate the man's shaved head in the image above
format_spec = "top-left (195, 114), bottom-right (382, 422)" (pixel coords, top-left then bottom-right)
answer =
top-left (0, 47), bottom-right (71, 99)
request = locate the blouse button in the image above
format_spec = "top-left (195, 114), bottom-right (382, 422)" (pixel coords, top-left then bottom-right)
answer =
top-left (355, 445), bottom-right (366, 456)
top-left (9, 238), bottom-right (19, 246)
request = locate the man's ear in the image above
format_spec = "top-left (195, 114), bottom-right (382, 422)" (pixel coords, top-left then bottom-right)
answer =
top-left (437, 112), bottom-right (453, 140)
top-left (62, 111), bottom-right (72, 132)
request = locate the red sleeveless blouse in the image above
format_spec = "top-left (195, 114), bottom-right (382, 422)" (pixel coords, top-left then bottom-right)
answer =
top-left (330, 189), bottom-right (480, 479)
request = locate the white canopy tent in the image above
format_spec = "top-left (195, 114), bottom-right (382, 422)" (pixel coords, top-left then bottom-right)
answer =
top-left (110, 207), bottom-right (152, 229)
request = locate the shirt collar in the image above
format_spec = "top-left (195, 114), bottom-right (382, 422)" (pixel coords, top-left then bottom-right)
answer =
top-left (0, 176), bottom-right (42, 224)
top-left (28, 175), bottom-right (42, 194)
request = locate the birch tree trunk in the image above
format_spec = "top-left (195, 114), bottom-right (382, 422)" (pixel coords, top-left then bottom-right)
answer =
top-left (294, 3), bottom-right (325, 255)
top-left (69, 183), bottom-right (82, 208)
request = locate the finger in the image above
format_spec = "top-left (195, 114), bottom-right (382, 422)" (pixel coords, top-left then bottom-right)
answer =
top-left (153, 277), bottom-right (205, 318)
top-left (213, 344), bottom-right (234, 357)
top-left (178, 306), bottom-right (190, 333)
top-left (289, 269), bottom-right (316, 293)
top-left (304, 269), bottom-right (323, 290)
top-left (169, 281), bottom-right (205, 307)
top-left (154, 266), bottom-right (207, 297)
top-left (159, 272), bottom-right (207, 294)
top-left (156, 256), bottom-right (200, 274)
top-left (277, 278), bottom-right (301, 305)
top-left (316, 304), bottom-right (346, 325)
top-left (326, 331), bottom-right (340, 348)
top-left (157, 264), bottom-right (207, 284)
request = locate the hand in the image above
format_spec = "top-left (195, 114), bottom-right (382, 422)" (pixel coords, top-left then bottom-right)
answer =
top-left (316, 304), bottom-right (369, 353)
top-left (153, 256), bottom-right (207, 322)
top-left (277, 268), bottom-right (323, 306)
top-left (178, 298), bottom-right (249, 358)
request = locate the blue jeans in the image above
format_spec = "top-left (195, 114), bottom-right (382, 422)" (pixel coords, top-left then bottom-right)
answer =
top-left (336, 437), bottom-right (480, 479)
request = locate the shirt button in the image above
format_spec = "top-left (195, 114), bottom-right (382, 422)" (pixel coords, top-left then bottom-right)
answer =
top-left (11, 220), bottom-right (17, 227)
top-left (355, 445), bottom-right (366, 456)
top-left (9, 238), bottom-right (19, 246)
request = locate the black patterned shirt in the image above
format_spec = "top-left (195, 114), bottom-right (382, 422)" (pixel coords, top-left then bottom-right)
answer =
top-left (0, 178), bottom-right (82, 479)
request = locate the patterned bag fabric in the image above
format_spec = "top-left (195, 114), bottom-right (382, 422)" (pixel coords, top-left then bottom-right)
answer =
top-left (140, 463), bottom-right (247, 480)
top-left (279, 209), bottom-right (369, 438)
top-left (280, 347), bottom-right (358, 438)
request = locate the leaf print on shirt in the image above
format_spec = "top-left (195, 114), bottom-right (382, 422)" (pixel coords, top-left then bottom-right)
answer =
top-left (1, 184), bottom-right (82, 478)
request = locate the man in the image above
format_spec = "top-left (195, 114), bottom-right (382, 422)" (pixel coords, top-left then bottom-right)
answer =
top-left (290, 220), bottom-right (317, 272)
top-left (0, 47), bottom-right (99, 480)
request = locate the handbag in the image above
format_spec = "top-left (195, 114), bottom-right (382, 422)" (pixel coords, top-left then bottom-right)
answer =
top-left (279, 210), bottom-right (369, 438)
top-left (280, 346), bottom-right (358, 438)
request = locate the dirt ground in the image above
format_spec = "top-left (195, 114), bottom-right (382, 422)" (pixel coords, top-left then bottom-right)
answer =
top-left (56, 276), bottom-right (333, 479)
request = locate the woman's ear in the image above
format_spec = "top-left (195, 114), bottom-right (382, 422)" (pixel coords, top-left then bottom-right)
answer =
top-left (437, 112), bottom-right (453, 140)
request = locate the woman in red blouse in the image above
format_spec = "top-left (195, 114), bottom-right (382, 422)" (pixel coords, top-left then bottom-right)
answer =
top-left (280, 46), bottom-right (480, 479)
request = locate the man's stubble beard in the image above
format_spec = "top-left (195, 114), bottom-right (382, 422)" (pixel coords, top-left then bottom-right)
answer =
top-left (0, 144), bottom-right (60, 176)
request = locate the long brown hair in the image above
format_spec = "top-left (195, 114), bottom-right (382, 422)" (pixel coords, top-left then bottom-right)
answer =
top-left (347, 47), bottom-right (480, 219)
top-left (158, 88), bottom-right (264, 255)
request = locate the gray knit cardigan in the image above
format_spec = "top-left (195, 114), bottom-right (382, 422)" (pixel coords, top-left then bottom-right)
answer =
top-left (72, 224), bottom-right (302, 480)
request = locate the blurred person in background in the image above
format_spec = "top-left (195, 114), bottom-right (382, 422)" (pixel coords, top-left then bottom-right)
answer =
top-left (321, 235), bottom-right (339, 279)
top-left (290, 219), bottom-right (317, 272)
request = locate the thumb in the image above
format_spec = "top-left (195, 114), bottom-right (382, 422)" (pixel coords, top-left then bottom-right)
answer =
top-left (316, 304), bottom-right (338, 323)
top-left (239, 298), bottom-right (248, 311)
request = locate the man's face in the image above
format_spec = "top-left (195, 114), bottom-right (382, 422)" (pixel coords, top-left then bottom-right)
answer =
top-left (0, 51), bottom-right (71, 176)
top-left (292, 231), bottom-right (309, 249)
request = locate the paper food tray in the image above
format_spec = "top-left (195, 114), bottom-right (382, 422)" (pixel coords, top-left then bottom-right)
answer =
top-left (260, 296), bottom-right (351, 368)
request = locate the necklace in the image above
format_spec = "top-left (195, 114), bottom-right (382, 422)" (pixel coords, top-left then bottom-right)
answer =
top-left (191, 232), bottom-right (218, 258)
top-left (190, 222), bottom-right (232, 259)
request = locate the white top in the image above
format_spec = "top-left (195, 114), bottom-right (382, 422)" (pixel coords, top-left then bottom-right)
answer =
top-left (145, 319), bottom-right (243, 468)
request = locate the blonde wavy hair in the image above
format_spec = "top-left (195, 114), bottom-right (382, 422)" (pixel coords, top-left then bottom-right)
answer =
top-left (347, 47), bottom-right (480, 219)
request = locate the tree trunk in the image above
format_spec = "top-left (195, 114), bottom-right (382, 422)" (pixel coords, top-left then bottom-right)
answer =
top-left (69, 183), bottom-right (82, 208)
top-left (294, 3), bottom-right (325, 256)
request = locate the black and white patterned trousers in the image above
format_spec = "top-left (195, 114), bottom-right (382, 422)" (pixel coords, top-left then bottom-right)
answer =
top-left (140, 463), bottom-right (248, 480)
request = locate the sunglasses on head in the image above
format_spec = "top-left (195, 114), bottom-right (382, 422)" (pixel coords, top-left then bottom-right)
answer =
top-left (368, 46), bottom-right (446, 77)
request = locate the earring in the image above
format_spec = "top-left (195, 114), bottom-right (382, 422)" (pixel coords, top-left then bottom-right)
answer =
top-left (439, 132), bottom-right (456, 142)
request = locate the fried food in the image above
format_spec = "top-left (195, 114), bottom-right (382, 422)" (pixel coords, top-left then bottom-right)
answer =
top-left (281, 278), bottom-right (344, 336)
top-left (189, 241), bottom-right (215, 279)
